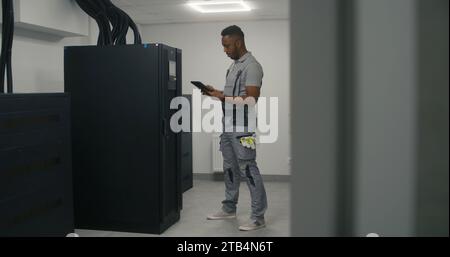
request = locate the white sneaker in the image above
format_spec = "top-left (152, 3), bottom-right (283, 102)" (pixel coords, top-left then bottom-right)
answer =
top-left (239, 220), bottom-right (266, 231)
top-left (207, 211), bottom-right (237, 220)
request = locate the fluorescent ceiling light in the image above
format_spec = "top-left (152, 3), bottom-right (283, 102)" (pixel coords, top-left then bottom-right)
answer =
top-left (188, 1), bottom-right (252, 13)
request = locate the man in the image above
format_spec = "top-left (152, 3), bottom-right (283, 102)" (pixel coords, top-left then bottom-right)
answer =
top-left (203, 25), bottom-right (267, 231)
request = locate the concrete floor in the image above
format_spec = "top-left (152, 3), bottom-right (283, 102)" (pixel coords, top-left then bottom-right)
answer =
top-left (76, 179), bottom-right (290, 237)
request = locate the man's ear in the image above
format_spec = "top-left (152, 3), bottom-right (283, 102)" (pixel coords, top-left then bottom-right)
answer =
top-left (235, 39), bottom-right (242, 48)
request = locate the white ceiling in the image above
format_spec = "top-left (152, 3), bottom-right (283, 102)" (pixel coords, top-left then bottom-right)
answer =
top-left (111, 0), bottom-right (290, 25)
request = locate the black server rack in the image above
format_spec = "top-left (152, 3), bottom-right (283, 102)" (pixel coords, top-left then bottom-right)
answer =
top-left (64, 44), bottom-right (182, 234)
top-left (181, 95), bottom-right (193, 193)
top-left (0, 94), bottom-right (74, 237)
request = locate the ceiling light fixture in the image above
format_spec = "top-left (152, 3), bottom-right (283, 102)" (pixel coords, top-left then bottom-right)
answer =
top-left (187, 1), bottom-right (252, 14)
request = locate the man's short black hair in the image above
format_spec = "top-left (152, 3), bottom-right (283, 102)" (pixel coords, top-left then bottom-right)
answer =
top-left (221, 25), bottom-right (245, 38)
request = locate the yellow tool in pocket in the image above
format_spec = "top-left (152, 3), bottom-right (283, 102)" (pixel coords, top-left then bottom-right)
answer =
top-left (240, 136), bottom-right (257, 150)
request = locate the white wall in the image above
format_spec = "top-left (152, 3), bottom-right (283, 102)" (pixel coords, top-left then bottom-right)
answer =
top-left (141, 20), bottom-right (291, 176)
top-left (3, 17), bottom-right (134, 93)
top-left (11, 0), bottom-right (89, 37)
top-left (0, 3), bottom-right (91, 93)
top-left (6, 31), bottom-right (89, 93)
top-left (0, 34), bottom-right (90, 95)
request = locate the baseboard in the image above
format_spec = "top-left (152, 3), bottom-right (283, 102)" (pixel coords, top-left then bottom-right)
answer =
top-left (194, 173), bottom-right (291, 182)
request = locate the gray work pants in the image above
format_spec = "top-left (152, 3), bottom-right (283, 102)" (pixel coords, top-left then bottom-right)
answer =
top-left (220, 132), bottom-right (267, 222)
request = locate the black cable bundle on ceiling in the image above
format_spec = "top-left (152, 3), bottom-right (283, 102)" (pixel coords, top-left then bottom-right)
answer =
top-left (102, 0), bottom-right (141, 45)
top-left (75, 0), bottom-right (112, 46)
top-left (75, 0), bottom-right (142, 46)
top-left (1, 0), bottom-right (14, 94)
top-left (0, 0), bottom-right (143, 94)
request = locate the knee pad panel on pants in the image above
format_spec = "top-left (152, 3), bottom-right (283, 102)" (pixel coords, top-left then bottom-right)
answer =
top-left (240, 162), bottom-right (260, 187)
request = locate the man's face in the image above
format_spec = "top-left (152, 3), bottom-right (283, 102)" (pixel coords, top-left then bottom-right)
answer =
top-left (222, 35), bottom-right (240, 60)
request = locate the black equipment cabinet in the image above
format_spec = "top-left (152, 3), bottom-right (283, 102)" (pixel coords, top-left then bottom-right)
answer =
top-left (0, 93), bottom-right (74, 237)
top-left (64, 44), bottom-right (182, 234)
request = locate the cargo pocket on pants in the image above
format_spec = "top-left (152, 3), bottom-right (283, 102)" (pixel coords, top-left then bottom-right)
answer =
top-left (235, 137), bottom-right (256, 161)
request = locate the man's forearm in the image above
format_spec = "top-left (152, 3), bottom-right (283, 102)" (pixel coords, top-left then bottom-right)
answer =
top-left (209, 90), bottom-right (257, 106)
top-left (224, 96), bottom-right (257, 106)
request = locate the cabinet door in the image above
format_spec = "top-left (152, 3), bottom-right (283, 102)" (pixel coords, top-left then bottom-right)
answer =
top-left (181, 132), bottom-right (193, 193)
top-left (159, 46), bottom-right (182, 224)
top-left (180, 95), bottom-right (193, 193)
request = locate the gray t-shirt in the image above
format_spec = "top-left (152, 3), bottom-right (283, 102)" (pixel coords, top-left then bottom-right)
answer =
top-left (222, 52), bottom-right (264, 132)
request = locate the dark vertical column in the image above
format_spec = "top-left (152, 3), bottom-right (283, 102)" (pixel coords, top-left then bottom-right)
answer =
top-left (337, 0), bottom-right (356, 237)
top-left (416, 0), bottom-right (449, 237)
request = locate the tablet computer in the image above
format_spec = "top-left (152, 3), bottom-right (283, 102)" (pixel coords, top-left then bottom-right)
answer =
top-left (191, 81), bottom-right (211, 92)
